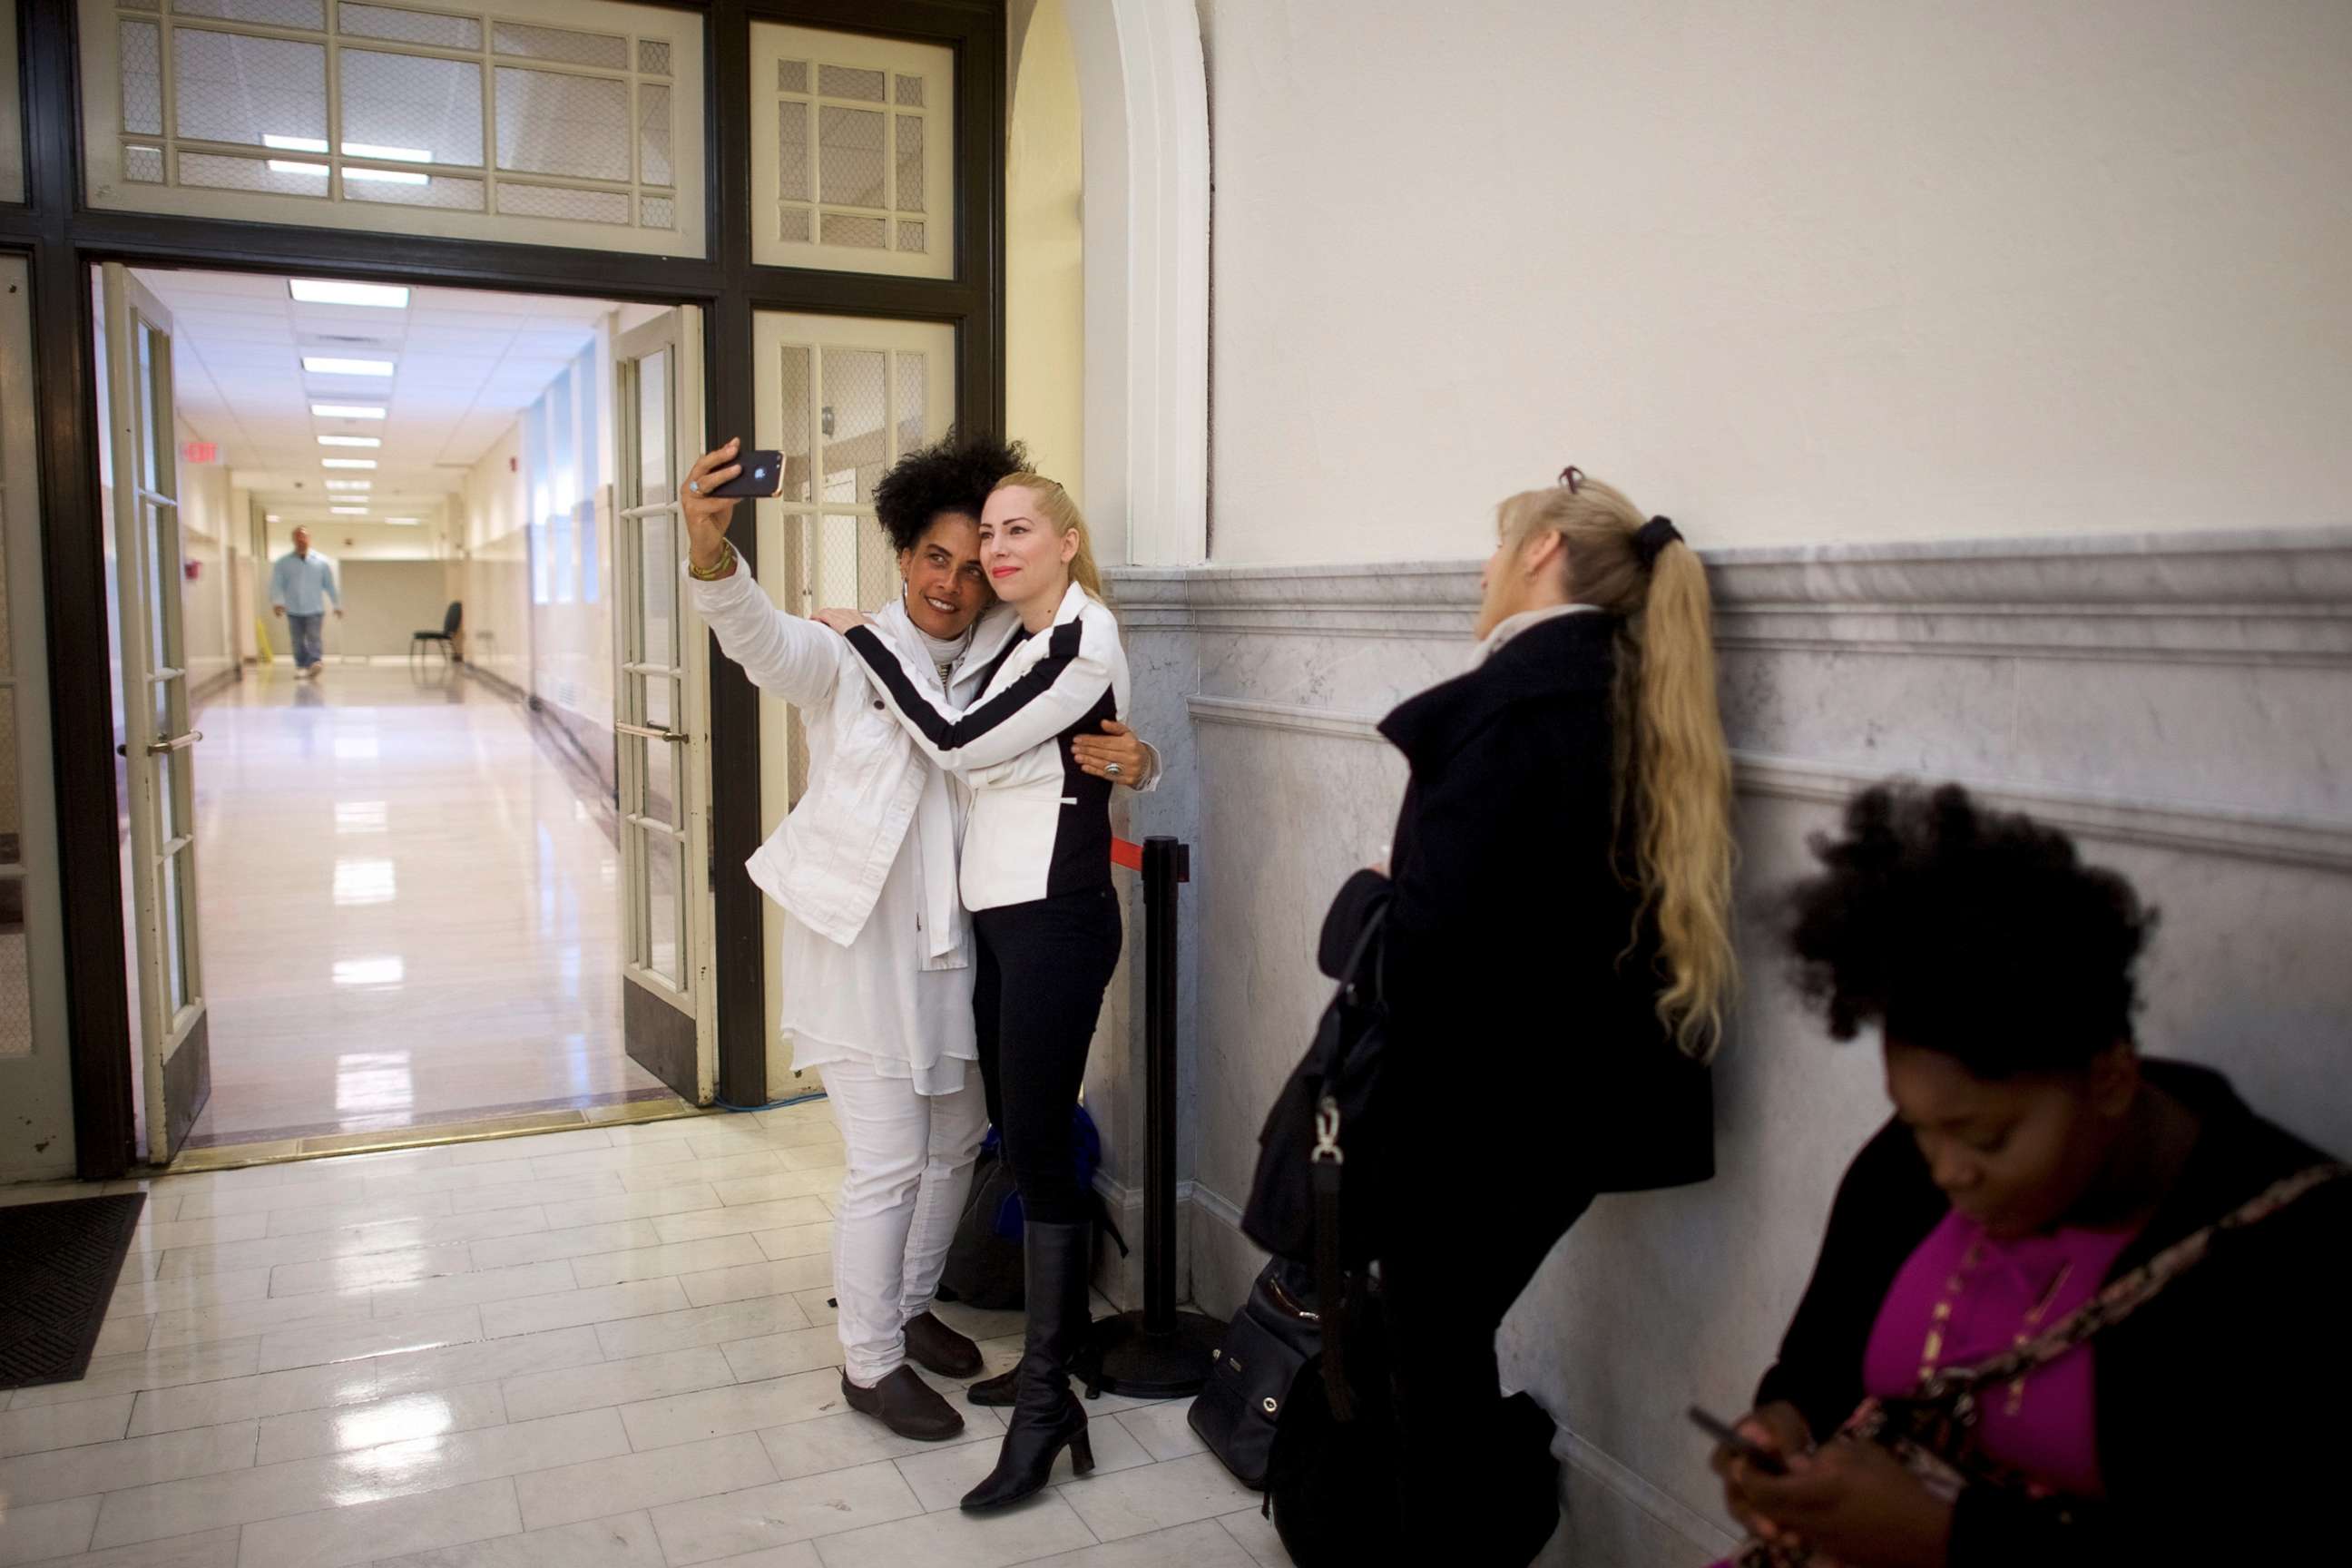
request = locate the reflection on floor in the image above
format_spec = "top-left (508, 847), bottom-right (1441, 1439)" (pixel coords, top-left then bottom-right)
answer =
top-left (0, 1114), bottom-right (1272, 1568)
top-left (185, 663), bottom-right (671, 1149)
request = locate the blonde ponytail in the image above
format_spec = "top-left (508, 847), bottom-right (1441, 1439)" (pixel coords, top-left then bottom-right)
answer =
top-left (1496, 477), bottom-right (1737, 1059)
top-left (992, 472), bottom-right (1111, 606)
top-left (1629, 537), bottom-right (1736, 1059)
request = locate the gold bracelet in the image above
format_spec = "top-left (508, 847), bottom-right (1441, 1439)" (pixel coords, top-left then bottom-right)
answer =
top-left (687, 539), bottom-right (736, 581)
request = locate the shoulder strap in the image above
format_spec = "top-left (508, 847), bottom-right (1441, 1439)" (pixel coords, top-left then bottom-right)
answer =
top-left (1929, 1162), bottom-right (2349, 1399)
top-left (1334, 900), bottom-right (1389, 1008)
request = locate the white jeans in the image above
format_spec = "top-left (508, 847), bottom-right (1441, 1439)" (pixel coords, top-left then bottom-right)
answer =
top-left (822, 1054), bottom-right (989, 1387)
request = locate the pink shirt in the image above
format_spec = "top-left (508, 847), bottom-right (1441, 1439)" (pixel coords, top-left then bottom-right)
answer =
top-left (1861, 1208), bottom-right (2141, 1498)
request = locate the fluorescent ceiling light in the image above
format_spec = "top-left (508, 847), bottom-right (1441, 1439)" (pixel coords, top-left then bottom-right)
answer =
top-left (265, 513), bottom-right (282, 522)
top-left (265, 160), bottom-right (330, 178)
top-left (321, 458), bottom-right (377, 470)
top-left (311, 403), bottom-right (387, 419)
top-left (331, 506), bottom-right (368, 515)
top-left (385, 517), bottom-right (422, 525)
top-left (303, 356), bottom-right (394, 377)
top-left (344, 142), bottom-right (434, 163)
top-left (318, 436), bottom-right (382, 448)
top-left (343, 167), bottom-right (430, 187)
top-left (263, 134), bottom-right (329, 153)
top-left (325, 480), bottom-right (370, 490)
top-left (289, 279), bottom-right (410, 309)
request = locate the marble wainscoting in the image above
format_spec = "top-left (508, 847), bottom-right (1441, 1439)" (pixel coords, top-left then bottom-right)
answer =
top-left (1102, 526), bottom-right (2352, 1567)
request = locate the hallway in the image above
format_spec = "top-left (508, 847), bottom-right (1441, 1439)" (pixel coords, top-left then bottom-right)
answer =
top-left (181, 664), bottom-right (672, 1150)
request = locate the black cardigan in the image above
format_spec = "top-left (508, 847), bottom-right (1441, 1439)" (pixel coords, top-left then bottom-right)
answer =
top-left (1318, 610), bottom-right (1713, 1194)
top-left (1754, 1059), bottom-right (2349, 1563)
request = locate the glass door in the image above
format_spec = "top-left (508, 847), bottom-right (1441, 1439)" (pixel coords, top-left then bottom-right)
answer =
top-left (612, 306), bottom-right (714, 1102)
top-left (749, 309), bottom-right (956, 1093)
top-left (101, 262), bottom-right (211, 1163)
top-left (0, 255), bottom-right (74, 1180)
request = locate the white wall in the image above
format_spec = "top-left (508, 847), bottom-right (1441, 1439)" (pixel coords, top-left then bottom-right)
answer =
top-left (1197, 0), bottom-right (2352, 559)
top-left (173, 419), bottom-right (238, 689)
top-left (458, 422), bottom-right (532, 694)
top-left (335, 562), bottom-right (454, 657)
top-left (1007, 0), bottom-right (1087, 496)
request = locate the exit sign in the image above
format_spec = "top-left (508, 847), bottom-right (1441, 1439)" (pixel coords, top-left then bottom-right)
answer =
top-left (182, 441), bottom-right (218, 464)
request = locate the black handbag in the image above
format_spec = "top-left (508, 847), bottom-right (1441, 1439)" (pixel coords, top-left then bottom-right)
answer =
top-left (1240, 891), bottom-right (1393, 1416)
top-left (1265, 1263), bottom-right (1402, 1566)
top-left (1188, 1259), bottom-right (1325, 1487)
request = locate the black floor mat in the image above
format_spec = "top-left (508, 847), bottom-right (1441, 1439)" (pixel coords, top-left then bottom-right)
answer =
top-left (0, 1191), bottom-right (148, 1389)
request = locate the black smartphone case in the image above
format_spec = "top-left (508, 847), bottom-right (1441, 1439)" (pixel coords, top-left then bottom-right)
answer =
top-left (708, 450), bottom-right (785, 499)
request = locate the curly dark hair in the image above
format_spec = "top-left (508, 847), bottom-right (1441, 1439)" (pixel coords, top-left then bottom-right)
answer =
top-left (1785, 782), bottom-right (2158, 1076)
top-left (871, 430), bottom-right (1029, 554)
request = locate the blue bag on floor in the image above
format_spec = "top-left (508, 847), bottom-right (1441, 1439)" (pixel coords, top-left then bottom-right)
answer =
top-left (936, 1108), bottom-right (1122, 1309)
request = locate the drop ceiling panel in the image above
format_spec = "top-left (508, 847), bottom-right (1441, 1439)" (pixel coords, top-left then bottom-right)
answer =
top-left (139, 265), bottom-right (627, 518)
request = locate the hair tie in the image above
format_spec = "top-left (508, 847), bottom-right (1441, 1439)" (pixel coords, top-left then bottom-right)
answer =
top-left (1557, 465), bottom-right (1583, 494)
top-left (1633, 515), bottom-right (1682, 568)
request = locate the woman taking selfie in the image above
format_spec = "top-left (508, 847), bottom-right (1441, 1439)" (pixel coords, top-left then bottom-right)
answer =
top-left (816, 471), bottom-right (1132, 1513)
top-left (1710, 783), bottom-right (2347, 1565)
top-left (1317, 468), bottom-right (1734, 1563)
top-left (678, 437), bottom-right (1152, 1448)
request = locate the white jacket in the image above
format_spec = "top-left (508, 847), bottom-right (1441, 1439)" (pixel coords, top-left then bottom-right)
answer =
top-left (846, 583), bottom-right (1132, 913)
top-left (686, 563), bottom-right (1021, 964)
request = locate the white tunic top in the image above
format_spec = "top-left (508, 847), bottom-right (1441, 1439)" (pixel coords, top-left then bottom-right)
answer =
top-left (780, 618), bottom-right (984, 1095)
top-left (776, 797), bottom-right (976, 1095)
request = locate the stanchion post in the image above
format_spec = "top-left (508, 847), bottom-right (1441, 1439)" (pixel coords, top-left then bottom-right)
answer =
top-left (1141, 836), bottom-right (1183, 1333)
top-left (1086, 835), bottom-right (1227, 1397)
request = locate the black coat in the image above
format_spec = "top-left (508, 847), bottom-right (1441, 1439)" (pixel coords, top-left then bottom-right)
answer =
top-left (1319, 610), bottom-right (1714, 1196)
top-left (1754, 1059), bottom-right (2350, 1563)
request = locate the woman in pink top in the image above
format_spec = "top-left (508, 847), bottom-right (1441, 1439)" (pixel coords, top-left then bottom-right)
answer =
top-left (1706, 783), bottom-right (2347, 1567)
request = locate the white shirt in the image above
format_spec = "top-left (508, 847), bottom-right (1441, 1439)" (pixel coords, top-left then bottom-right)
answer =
top-left (777, 791), bottom-right (976, 1095)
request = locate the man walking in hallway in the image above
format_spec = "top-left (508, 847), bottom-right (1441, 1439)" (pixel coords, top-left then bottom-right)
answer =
top-left (269, 526), bottom-right (342, 679)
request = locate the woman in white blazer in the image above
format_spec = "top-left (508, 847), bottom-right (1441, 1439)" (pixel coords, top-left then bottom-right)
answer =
top-left (679, 436), bottom-right (1154, 1446)
top-left (817, 472), bottom-right (1134, 1512)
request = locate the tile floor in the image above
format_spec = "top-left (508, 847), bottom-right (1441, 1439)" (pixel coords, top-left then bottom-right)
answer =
top-left (0, 1106), bottom-right (1279, 1568)
top-left (178, 665), bottom-right (670, 1148)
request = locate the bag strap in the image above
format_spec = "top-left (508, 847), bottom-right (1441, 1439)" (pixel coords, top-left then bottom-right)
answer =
top-left (1926, 1161), bottom-right (2349, 1400)
top-left (1306, 901), bottom-right (1387, 1423)
top-left (1313, 1158), bottom-right (1355, 1421)
top-left (1334, 900), bottom-right (1389, 1010)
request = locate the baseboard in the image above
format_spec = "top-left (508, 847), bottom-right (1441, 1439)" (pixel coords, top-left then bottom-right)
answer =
top-left (1090, 1170), bottom-right (1200, 1310)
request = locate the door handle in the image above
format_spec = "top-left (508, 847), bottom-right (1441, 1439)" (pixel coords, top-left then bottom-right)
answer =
top-left (118, 730), bottom-right (203, 757)
top-left (616, 721), bottom-right (685, 743)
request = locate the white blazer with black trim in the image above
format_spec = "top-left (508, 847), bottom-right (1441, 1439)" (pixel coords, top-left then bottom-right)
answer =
top-left (844, 581), bottom-right (1130, 913)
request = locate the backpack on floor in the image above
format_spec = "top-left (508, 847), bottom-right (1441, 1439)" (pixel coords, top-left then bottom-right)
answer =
top-left (936, 1110), bottom-right (1125, 1311)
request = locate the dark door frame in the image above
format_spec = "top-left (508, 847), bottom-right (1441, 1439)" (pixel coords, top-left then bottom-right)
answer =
top-left (2, 0), bottom-right (1006, 1178)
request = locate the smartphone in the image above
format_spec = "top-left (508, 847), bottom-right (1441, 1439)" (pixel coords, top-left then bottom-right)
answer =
top-left (706, 448), bottom-right (785, 500)
top-left (1688, 1406), bottom-right (1787, 1476)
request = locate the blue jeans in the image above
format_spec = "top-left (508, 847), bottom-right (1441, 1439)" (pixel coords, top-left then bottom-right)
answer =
top-left (287, 612), bottom-right (324, 669)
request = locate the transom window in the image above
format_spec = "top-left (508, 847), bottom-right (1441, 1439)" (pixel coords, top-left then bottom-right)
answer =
top-left (80, 0), bottom-right (703, 256)
top-left (750, 22), bottom-right (953, 280)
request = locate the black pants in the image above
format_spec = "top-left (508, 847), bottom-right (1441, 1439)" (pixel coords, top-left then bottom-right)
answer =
top-left (1380, 1171), bottom-right (1594, 1562)
top-left (972, 886), bottom-right (1123, 1225)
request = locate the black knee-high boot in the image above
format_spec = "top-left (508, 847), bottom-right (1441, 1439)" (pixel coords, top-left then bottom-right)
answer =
top-left (959, 1220), bottom-right (1097, 1511)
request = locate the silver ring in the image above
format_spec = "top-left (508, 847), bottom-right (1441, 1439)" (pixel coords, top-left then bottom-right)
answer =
top-left (1104, 763), bottom-right (1122, 778)
top-left (688, 481), bottom-right (701, 495)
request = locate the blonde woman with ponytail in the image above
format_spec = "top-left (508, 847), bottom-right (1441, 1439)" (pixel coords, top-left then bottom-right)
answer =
top-left (1314, 465), bottom-right (1734, 1564)
top-left (816, 471), bottom-right (1138, 1514)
